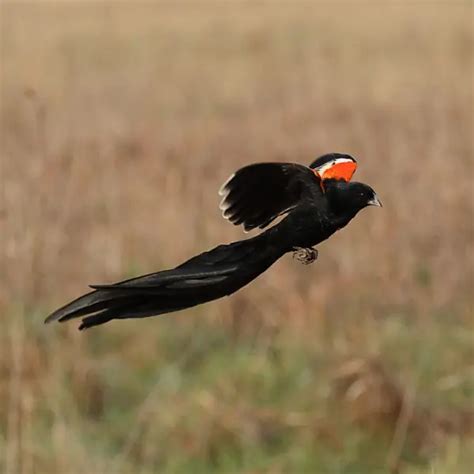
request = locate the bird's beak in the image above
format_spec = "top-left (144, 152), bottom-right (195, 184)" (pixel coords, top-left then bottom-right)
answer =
top-left (368, 194), bottom-right (383, 207)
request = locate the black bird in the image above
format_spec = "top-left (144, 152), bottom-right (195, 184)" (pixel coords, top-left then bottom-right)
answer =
top-left (45, 153), bottom-right (381, 330)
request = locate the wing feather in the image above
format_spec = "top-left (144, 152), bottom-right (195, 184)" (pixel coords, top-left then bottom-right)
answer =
top-left (218, 163), bottom-right (319, 231)
top-left (218, 155), bottom-right (357, 232)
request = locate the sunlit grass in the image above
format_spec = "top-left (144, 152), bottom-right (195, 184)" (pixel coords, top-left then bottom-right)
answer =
top-left (1, 2), bottom-right (472, 473)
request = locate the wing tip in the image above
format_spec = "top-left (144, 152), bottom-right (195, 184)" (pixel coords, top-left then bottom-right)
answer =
top-left (218, 173), bottom-right (235, 197)
top-left (218, 174), bottom-right (236, 222)
top-left (218, 196), bottom-right (230, 211)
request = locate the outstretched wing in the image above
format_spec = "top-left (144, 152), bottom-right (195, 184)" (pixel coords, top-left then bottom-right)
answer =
top-left (219, 163), bottom-right (319, 232)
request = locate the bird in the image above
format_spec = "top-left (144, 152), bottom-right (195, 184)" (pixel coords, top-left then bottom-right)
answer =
top-left (45, 153), bottom-right (381, 330)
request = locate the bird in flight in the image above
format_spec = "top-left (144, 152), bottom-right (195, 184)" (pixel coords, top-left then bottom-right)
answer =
top-left (45, 153), bottom-right (381, 330)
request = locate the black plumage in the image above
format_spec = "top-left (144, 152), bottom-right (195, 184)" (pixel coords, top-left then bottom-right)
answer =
top-left (45, 153), bottom-right (381, 330)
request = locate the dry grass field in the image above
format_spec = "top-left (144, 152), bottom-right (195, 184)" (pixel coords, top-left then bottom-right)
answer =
top-left (1, 2), bottom-right (473, 473)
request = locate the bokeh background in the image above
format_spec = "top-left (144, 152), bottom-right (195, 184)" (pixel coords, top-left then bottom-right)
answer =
top-left (1, 2), bottom-right (473, 473)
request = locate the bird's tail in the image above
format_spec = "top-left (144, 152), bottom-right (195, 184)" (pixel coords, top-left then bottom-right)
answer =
top-left (45, 230), bottom-right (287, 330)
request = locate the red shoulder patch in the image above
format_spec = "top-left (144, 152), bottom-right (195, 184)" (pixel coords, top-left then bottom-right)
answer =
top-left (313, 158), bottom-right (357, 183)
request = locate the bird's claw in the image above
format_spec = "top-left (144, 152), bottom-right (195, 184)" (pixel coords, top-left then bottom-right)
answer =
top-left (292, 247), bottom-right (318, 265)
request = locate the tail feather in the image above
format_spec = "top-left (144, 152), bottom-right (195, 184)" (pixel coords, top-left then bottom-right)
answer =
top-left (89, 265), bottom-right (238, 290)
top-left (89, 273), bottom-right (232, 292)
top-left (45, 231), bottom-right (286, 330)
top-left (78, 312), bottom-right (114, 331)
top-left (78, 301), bottom-right (191, 330)
top-left (44, 290), bottom-right (137, 323)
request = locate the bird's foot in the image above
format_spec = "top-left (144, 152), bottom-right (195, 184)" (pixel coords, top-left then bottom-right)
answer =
top-left (292, 247), bottom-right (318, 265)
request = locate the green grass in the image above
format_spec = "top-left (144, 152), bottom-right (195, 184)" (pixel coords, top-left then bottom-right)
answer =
top-left (2, 306), bottom-right (472, 473)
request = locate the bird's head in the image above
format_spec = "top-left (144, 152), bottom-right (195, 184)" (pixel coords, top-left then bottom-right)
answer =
top-left (325, 180), bottom-right (382, 217)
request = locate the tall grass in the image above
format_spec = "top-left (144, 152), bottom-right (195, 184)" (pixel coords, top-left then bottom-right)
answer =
top-left (1, 3), bottom-right (473, 473)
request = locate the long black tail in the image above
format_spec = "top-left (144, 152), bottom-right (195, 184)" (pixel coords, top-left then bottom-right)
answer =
top-left (45, 230), bottom-right (287, 330)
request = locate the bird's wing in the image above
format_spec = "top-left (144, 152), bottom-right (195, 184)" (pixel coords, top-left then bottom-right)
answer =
top-left (309, 153), bottom-right (357, 182)
top-left (219, 163), bottom-right (320, 232)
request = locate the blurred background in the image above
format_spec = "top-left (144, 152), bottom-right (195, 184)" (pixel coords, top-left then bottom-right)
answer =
top-left (1, 2), bottom-right (473, 473)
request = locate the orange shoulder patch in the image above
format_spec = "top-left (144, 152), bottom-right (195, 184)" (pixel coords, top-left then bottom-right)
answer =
top-left (314, 158), bottom-right (357, 183)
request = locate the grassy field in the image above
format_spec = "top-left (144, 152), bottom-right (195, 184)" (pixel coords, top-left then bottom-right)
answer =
top-left (1, 3), bottom-right (473, 473)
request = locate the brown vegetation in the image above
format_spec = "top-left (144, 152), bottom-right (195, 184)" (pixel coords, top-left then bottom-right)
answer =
top-left (1, 3), bottom-right (473, 473)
